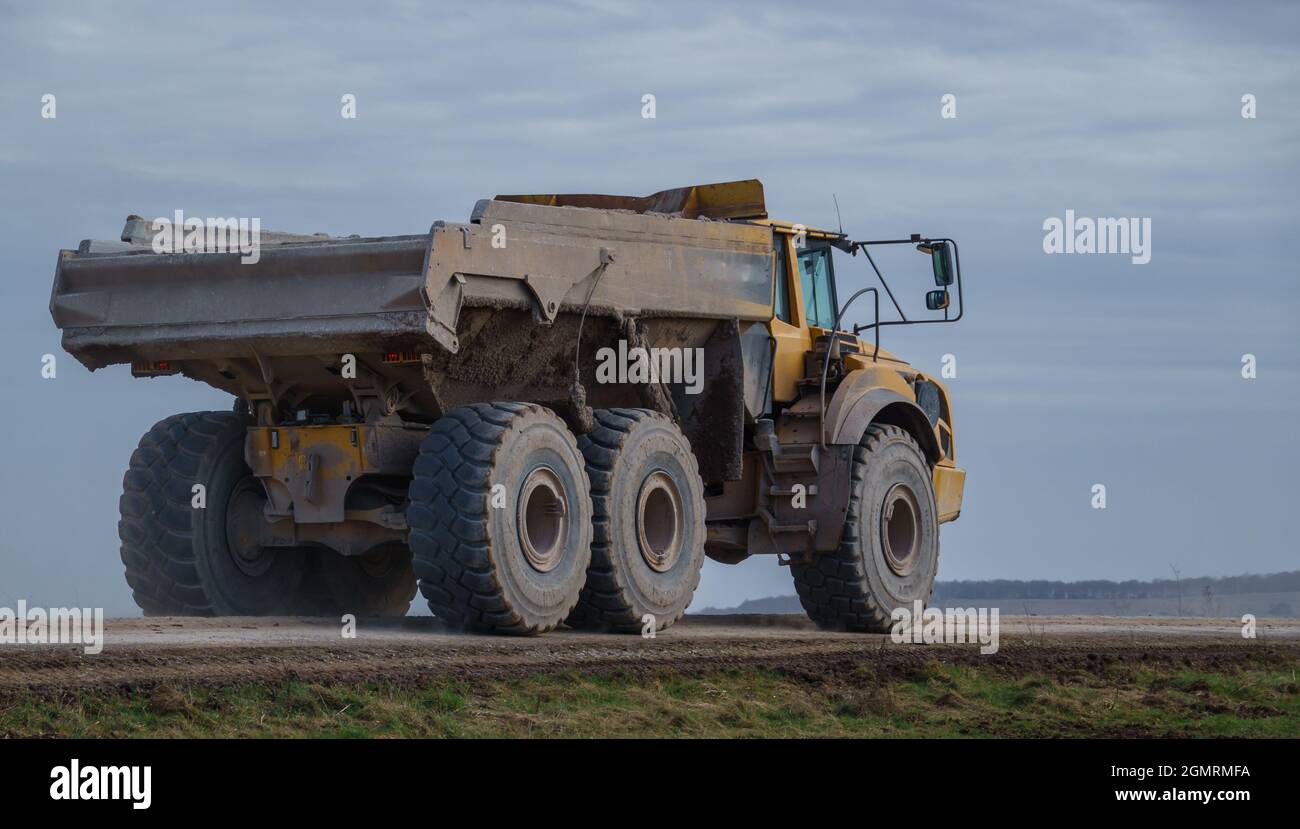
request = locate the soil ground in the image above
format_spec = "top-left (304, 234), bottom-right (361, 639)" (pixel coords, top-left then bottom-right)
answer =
top-left (3, 615), bottom-right (1296, 737)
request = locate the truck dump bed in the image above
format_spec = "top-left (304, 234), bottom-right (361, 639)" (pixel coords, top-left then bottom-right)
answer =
top-left (52, 187), bottom-right (774, 369)
top-left (50, 182), bottom-right (778, 482)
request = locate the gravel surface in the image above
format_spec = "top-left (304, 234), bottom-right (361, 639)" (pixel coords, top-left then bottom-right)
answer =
top-left (2, 614), bottom-right (1296, 693)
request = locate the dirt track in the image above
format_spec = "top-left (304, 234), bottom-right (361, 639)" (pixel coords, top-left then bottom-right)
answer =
top-left (3, 615), bottom-right (1297, 694)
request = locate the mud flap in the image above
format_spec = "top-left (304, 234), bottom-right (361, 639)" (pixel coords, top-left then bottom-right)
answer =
top-left (673, 319), bottom-right (745, 485)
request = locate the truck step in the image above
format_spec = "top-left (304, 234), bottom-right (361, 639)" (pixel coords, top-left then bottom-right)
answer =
top-left (771, 443), bottom-right (819, 475)
top-left (760, 509), bottom-right (816, 535)
top-left (768, 483), bottom-right (818, 497)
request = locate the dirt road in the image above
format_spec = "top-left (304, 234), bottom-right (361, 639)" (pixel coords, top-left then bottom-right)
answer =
top-left (3, 615), bottom-right (1297, 693)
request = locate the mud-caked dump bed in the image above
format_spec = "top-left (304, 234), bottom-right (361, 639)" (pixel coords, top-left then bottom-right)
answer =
top-left (51, 194), bottom-right (775, 416)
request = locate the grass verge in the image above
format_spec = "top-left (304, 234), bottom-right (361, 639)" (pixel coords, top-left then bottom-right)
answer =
top-left (3, 660), bottom-right (1297, 738)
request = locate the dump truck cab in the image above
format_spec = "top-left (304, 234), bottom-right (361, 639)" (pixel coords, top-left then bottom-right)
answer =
top-left (766, 218), bottom-right (965, 520)
top-left (701, 212), bottom-right (963, 537)
top-left (697, 214), bottom-right (968, 628)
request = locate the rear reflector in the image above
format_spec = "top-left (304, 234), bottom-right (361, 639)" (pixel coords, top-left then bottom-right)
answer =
top-left (381, 351), bottom-right (421, 365)
top-left (131, 360), bottom-right (180, 377)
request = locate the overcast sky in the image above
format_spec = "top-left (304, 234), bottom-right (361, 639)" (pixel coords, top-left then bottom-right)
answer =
top-left (1, 1), bottom-right (1297, 615)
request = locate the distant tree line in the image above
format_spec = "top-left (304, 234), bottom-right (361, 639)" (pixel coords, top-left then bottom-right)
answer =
top-left (931, 571), bottom-right (1300, 601)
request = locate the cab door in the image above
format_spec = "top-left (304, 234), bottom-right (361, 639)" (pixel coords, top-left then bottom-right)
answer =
top-left (795, 244), bottom-right (838, 331)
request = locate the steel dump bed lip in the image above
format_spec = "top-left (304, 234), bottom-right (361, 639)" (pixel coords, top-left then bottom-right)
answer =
top-left (52, 198), bottom-right (777, 371)
top-left (52, 234), bottom-right (432, 369)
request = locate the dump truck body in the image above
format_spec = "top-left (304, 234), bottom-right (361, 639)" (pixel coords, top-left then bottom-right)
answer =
top-left (54, 197), bottom-right (773, 475)
top-left (50, 179), bottom-right (965, 634)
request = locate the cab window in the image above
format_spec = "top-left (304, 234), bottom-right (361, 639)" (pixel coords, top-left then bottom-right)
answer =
top-left (797, 246), bottom-right (837, 329)
top-left (773, 235), bottom-right (792, 323)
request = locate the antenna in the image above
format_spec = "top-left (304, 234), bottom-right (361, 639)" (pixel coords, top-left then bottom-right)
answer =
top-left (832, 193), bottom-right (843, 235)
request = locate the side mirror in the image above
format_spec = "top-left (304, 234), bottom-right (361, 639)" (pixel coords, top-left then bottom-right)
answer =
top-left (925, 289), bottom-right (949, 311)
top-left (932, 242), bottom-right (954, 286)
top-left (917, 241), bottom-right (954, 286)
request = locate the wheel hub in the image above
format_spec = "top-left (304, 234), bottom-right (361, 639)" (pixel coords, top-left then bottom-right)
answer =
top-left (518, 466), bottom-right (567, 573)
top-left (225, 478), bottom-right (276, 577)
top-left (881, 483), bottom-right (921, 577)
top-left (636, 470), bottom-right (683, 573)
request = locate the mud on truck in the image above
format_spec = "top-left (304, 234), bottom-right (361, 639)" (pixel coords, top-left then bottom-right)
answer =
top-left (50, 179), bottom-right (966, 635)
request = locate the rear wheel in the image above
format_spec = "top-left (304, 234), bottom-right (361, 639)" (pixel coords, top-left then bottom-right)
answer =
top-left (407, 403), bottom-right (592, 634)
top-left (790, 424), bottom-right (939, 632)
top-left (119, 411), bottom-right (307, 616)
top-left (567, 409), bottom-right (705, 633)
top-left (318, 543), bottom-right (417, 617)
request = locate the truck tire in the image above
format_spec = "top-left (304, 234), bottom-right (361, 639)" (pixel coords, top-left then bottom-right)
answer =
top-left (119, 411), bottom-right (307, 616)
top-left (285, 555), bottom-right (339, 616)
top-left (318, 543), bottom-right (417, 617)
top-left (566, 409), bottom-right (705, 633)
top-left (407, 402), bottom-right (592, 634)
top-left (791, 423), bottom-right (939, 632)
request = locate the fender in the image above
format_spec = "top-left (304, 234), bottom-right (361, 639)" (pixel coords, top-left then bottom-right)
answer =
top-left (752, 369), bottom-right (942, 558)
top-left (824, 369), bottom-right (942, 463)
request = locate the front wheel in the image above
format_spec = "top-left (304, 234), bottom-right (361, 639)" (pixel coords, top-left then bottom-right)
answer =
top-left (791, 424), bottom-right (939, 632)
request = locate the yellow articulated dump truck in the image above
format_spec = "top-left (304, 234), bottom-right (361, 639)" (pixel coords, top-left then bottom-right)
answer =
top-left (50, 179), bottom-right (966, 635)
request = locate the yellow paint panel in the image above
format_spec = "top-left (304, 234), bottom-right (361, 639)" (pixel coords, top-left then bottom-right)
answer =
top-left (934, 465), bottom-right (966, 523)
top-left (247, 424), bottom-right (369, 481)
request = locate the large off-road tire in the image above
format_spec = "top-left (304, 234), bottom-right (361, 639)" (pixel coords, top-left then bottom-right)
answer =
top-left (119, 411), bottom-right (307, 616)
top-left (791, 423), bottom-right (939, 632)
top-left (407, 402), bottom-right (592, 635)
top-left (318, 543), bottom-right (417, 617)
top-left (566, 408), bottom-right (705, 633)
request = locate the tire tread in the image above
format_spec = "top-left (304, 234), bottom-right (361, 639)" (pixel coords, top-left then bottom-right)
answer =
top-left (790, 423), bottom-right (938, 632)
top-left (567, 408), bottom-right (703, 633)
top-left (407, 402), bottom-right (584, 634)
top-left (118, 411), bottom-right (246, 616)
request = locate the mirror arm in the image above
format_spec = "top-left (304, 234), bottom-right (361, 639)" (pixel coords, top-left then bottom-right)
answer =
top-left (851, 236), bottom-right (965, 326)
top-left (857, 244), bottom-right (908, 322)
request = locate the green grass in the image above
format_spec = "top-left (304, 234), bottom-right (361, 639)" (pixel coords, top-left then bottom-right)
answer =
top-left (3, 662), bottom-right (1297, 738)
